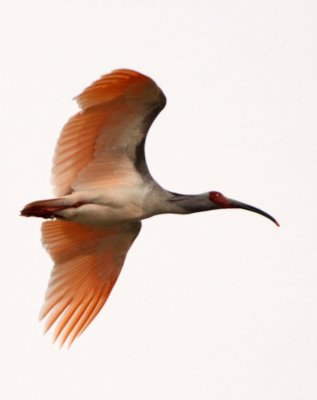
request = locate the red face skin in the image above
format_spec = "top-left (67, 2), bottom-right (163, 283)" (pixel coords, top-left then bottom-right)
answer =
top-left (208, 191), bottom-right (279, 226)
top-left (208, 191), bottom-right (232, 208)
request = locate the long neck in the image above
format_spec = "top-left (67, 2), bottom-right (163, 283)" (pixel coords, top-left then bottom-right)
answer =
top-left (162, 192), bottom-right (214, 215)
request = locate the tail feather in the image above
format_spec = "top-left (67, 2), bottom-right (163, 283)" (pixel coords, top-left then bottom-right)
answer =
top-left (21, 198), bottom-right (71, 219)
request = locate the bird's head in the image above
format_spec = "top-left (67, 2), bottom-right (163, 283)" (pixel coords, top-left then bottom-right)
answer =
top-left (208, 191), bottom-right (279, 226)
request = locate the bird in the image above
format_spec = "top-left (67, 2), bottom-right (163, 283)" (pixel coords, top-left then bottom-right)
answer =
top-left (21, 69), bottom-right (278, 347)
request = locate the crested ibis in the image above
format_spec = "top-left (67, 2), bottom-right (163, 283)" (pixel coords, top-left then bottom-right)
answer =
top-left (21, 69), bottom-right (278, 346)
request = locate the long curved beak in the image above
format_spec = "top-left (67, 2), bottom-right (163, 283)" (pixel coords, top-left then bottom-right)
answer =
top-left (229, 199), bottom-right (279, 227)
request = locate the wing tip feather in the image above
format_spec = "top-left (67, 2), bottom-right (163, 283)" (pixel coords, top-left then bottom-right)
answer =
top-left (75, 68), bottom-right (157, 110)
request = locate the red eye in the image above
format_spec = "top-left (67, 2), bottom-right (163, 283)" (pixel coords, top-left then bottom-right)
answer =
top-left (209, 191), bottom-right (230, 207)
top-left (209, 191), bottom-right (222, 201)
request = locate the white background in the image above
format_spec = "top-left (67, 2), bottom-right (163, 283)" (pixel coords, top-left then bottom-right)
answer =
top-left (1, 1), bottom-right (317, 399)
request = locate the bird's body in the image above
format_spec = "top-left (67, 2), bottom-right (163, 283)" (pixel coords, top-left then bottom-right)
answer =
top-left (21, 69), bottom-right (278, 346)
top-left (54, 185), bottom-right (156, 225)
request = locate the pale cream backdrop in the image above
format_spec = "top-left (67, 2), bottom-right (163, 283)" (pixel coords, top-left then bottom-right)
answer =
top-left (1, 1), bottom-right (316, 399)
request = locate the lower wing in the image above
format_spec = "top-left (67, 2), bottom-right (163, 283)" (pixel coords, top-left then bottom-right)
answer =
top-left (40, 219), bottom-right (141, 347)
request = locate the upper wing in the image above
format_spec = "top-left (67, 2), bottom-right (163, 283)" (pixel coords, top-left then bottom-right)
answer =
top-left (40, 219), bottom-right (141, 347)
top-left (52, 69), bottom-right (166, 196)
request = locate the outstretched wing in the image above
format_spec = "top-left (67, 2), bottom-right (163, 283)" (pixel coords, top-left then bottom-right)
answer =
top-left (40, 219), bottom-right (141, 347)
top-left (52, 69), bottom-right (166, 196)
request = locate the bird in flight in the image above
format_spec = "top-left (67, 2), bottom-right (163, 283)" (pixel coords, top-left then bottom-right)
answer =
top-left (21, 69), bottom-right (278, 347)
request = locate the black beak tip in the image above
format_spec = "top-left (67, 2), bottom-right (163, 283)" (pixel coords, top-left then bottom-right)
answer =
top-left (229, 199), bottom-right (279, 227)
top-left (271, 217), bottom-right (280, 227)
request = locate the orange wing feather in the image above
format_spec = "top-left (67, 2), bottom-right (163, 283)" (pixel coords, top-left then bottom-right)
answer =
top-left (75, 69), bottom-right (151, 109)
top-left (40, 219), bottom-right (141, 347)
top-left (52, 69), bottom-right (166, 196)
